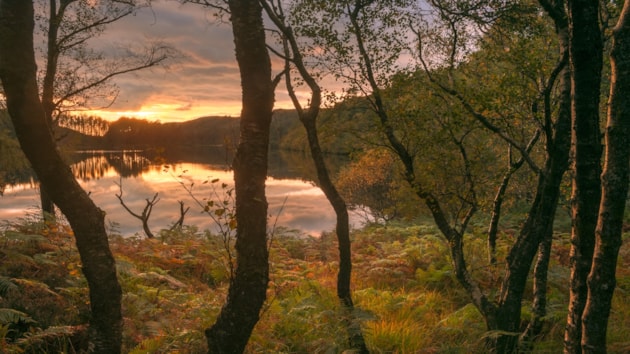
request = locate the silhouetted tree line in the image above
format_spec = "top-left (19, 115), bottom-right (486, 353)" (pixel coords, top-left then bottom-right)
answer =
top-left (103, 116), bottom-right (239, 148)
top-left (58, 113), bottom-right (110, 136)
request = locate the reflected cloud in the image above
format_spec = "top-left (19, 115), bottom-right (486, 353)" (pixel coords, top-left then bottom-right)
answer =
top-left (0, 156), bottom-right (357, 236)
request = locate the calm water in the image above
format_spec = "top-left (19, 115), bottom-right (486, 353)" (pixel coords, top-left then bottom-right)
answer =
top-left (0, 148), bottom-right (360, 236)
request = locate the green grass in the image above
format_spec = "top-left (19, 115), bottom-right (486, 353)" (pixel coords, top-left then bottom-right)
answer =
top-left (0, 220), bottom-right (629, 353)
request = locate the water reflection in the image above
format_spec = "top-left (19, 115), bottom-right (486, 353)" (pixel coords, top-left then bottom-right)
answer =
top-left (69, 150), bottom-right (154, 180)
top-left (0, 148), bottom-right (357, 236)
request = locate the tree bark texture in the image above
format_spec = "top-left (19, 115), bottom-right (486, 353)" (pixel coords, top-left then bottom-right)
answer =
top-left (0, 2), bottom-right (123, 353)
top-left (39, 186), bottom-right (55, 219)
top-left (204, 0), bottom-right (273, 352)
top-left (581, 2), bottom-right (630, 353)
top-left (565, 0), bottom-right (603, 352)
top-left (466, 2), bottom-right (571, 351)
top-left (513, 2), bottom-right (572, 348)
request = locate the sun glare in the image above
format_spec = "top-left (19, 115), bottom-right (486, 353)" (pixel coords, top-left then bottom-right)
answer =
top-left (81, 96), bottom-right (300, 123)
top-left (84, 102), bottom-right (246, 123)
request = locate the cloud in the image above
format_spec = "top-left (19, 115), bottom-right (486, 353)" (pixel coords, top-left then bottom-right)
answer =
top-left (80, 1), bottom-right (244, 121)
top-left (42, 0), bottom-right (341, 123)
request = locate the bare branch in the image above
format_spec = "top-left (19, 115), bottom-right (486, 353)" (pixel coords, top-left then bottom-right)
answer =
top-left (54, 43), bottom-right (173, 109)
top-left (170, 200), bottom-right (190, 230)
top-left (114, 179), bottom-right (158, 238)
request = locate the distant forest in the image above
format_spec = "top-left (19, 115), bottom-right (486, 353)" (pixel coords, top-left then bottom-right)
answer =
top-left (0, 105), bottom-right (363, 193)
top-left (51, 109), bottom-right (298, 150)
top-left (0, 107), bottom-right (366, 154)
top-left (11, 109), bottom-right (356, 154)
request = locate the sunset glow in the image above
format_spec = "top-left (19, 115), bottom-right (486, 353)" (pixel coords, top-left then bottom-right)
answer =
top-left (85, 99), bottom-right (298, 123)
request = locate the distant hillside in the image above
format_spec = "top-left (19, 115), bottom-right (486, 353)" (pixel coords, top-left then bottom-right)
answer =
top-left (103, 116), bottom-right (238, 149)
top-left (102, 110), bottom-right (302, 150)
top-left (2, 107), bottom-right (364, 154)
top-left (56, 126), bottom-right (106, 150)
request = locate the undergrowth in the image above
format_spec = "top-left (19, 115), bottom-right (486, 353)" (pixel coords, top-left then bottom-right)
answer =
top-left (0, 219), bottom-right (629, 353)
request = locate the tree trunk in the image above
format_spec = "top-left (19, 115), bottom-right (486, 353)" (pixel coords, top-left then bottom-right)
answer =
top-left (493, 2), bottom-right (572, 350)
top-left (487, 163), bottom-right (513, 265)
top-left (565, 0), bottom-right (603, 352)
top-left (260, 4), bottom-right (367, 348)
top-left (204, 0), bottom-right (273, 352)
top-left (521, 225), bottom-right (553, 347)
top-left (301, 118), bottom-right (368, 352)
top-left (38, 0), bottom-right (66, 220)
top-left (0, 2), bottom-right (123, 353)
top-left (581, 3), bottom-right (630, 352)
top-left (488, 134), bottom-right (539, 265)
top-left (40, 186), bottom-right (55, 220)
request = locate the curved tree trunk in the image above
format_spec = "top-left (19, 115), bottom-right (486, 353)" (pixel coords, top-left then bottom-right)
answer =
top-left (301, 118), bottom-right (368, 352)
top-left (301, 119), bottom-right (352, 304)
top-left (564, 0), bottom-right (603, 351)
top-left (204, 1), bottom-right (274, 352)
top-left (581, 3), bottom-right (630, 352)
top-left (259, 2), bottom-right (367, 349)
top-left (0, 2), bottom-right (122, 353)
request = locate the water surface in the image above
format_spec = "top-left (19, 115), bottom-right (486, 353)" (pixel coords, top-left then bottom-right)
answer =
top-left (0, 149), bottom-right (359, 236)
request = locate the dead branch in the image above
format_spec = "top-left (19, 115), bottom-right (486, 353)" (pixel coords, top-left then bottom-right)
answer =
top-left (170, 200), bottom-right (190, 231)
top-left (114, 179), bottom-right (158, 238)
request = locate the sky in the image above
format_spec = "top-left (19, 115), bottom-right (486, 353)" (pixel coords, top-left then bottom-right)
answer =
top-left (74, 1), bottom-right (292, 123)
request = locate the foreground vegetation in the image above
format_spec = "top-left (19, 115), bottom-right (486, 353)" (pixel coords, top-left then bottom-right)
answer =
top-left (1, 217), bottom-right (630, 353)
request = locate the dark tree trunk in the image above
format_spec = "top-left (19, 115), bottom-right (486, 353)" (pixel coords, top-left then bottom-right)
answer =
top-left (38, 0), bottom-right (67, 220)
top-left (488, 134), bottom-right (539, 265)
top-left (301, 117), bottom-right (367, 352)
top-left (581, 3), bottom-right (630, 352)
top-left (522, 229), bottom-right (553, 344)
top-left (0, 2), bottom-right (123, 353)
top-left (260, 3), bottom-right (367, 349)
top-left (487, 164), bottom-right (513, 265)
top-left (565, 0), bottom-right (603, 351)
top-left (495, 140), bottom-right (570, 352)
top-left (521, 0), bottom-right (571, 348)
top-left (204, 0), bottom-right (273, 352)
top-left (40, 186), bottom-right (55, 220)
top-left (301, 119), bottom-right (352, 304)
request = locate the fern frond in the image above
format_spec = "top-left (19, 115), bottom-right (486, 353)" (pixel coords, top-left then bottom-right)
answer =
top-left (0, 276), bottom-right (18, 297)
top-left (0, 309), bottom-right (36, 326)
top-left (16, 325), bottom-right (83, 352)
top-left (2, 231), bottom-right (47, 243)
top-left (129, 336), bottom-right (165, 354)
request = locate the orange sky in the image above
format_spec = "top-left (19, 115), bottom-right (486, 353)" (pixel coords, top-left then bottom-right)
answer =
top-left (72, 2), bottom-right (298, 123)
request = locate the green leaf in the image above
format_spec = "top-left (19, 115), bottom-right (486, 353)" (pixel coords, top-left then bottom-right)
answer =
top-left (3, 231), bottom-right (47, 243)
top-left (0, 308), bottom-right (36, 326)
top-left (0, 276), bottom-right (17, 297)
